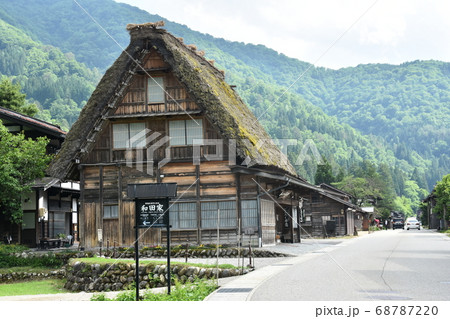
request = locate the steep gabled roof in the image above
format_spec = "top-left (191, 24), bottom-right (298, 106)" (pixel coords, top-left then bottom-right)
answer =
top-left (319, 191), bottom-right (363, 212)
top-left (319, 183), bottom-right (354, 200)
top-left (47, 22), bottom-right (296, 180)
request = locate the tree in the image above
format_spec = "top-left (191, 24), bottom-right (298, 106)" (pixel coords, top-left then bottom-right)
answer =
top-left (332, 161), bottom-right (400, 220)
top-left (376, 164), bottom-right (397, 218)
top-left (314, 157), bottom-right (335, 185)
top-left (0, 77), bottom-right (39, 117)
top-left (434, 174), bottom-right (450, 229)
top-left (332, 175), bottom-right (381, 206)
top-left (403, 180), bottom-right (428, 213)
top-left (393, 196), bottom-right (413, 216)
top-left (0, 121), bottom-right (52, 223)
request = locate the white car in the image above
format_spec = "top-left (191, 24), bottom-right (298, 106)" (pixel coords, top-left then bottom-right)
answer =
top-left (405, 219), bottom-right (421, 230)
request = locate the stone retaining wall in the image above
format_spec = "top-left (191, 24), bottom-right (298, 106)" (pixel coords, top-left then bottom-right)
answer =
top-left (1, 248), bottom-right (288, 291)
top-left (0, 269), bottom-right (66, 283)
top-left (106, 247), bottom-right (288, 259)
top-left (64, 261), bottom-right (248, 292)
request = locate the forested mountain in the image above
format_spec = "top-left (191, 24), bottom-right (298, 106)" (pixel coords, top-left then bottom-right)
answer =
top-left (0, 17), bottom-right (100, 129)
top-left (0, 0), bottom-right (448, 196)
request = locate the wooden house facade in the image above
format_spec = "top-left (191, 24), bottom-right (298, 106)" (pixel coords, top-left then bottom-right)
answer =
top-left (47, 22), bottom-right (325, 249)
top-left (422, 191), bottom-right (441, 229)
top-left (300, 184), bottom-right (364, 237)
top-left (0, 107), bottom-right (79, 247)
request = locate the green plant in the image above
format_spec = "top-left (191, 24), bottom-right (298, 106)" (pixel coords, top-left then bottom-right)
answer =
top-left (0, 244), bottom-right (29, 254)
top-left (91, 279), bottom-right (218, 301)
top-left (0, 251), bottom-right (64, 269)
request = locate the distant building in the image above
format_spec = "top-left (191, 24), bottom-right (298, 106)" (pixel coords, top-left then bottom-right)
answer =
top-left (422, 191), bottom-right (440, 229)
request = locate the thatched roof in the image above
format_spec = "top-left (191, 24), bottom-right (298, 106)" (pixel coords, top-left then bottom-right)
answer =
top-left (47, 22), bottom-right (297, 181)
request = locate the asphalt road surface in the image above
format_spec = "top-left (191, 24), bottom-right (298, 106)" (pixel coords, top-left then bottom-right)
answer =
top-left (249, 229), bottom-right (450, 301)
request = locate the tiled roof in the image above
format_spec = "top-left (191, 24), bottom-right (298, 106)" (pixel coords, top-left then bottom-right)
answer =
top-left (0, 106), bottom-right (66, 137)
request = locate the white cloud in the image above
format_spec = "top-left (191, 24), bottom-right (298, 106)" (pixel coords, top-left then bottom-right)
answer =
top-left (116, 0), bottom-right (450, 69)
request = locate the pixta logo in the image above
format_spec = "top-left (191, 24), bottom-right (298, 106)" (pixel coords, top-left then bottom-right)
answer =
top-left (126, 129), bottom-right (323, 175)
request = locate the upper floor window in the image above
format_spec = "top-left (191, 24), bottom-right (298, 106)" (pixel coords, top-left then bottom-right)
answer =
top-left (148, 77), bottom-right (165, 103)
top-left (169, 119), bottom-right (203, 146)
top-left (112, 122), bottom-right (146, 148)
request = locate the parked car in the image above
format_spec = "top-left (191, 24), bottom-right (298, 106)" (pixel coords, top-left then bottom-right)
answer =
top-left (405, 219), bottom-right (421, 230)
top-left (392, 218), bottom-right (404, 229)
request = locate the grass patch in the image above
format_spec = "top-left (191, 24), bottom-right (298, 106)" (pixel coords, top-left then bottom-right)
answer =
top-left (70, 257), bottom-right (237, 269)
top-left (91, 279), bottom-right (217, 301)
top-left (0, 279), bottom-right (67, 296)
top-left (439, 229), bottom-right (450, 237)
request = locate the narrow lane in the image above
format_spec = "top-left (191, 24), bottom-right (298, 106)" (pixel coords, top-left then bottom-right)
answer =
top-left (249, 230), bottom-right (450, 301)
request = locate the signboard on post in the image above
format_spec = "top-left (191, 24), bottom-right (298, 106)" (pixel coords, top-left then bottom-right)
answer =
top-left (127, 183), bottom-right (177, 301)
top-left (136, 198), bottom-right (169, 228)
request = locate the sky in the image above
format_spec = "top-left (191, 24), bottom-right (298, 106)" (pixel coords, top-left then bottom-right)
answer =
top-left (115, 0), bottom-right (450, 69)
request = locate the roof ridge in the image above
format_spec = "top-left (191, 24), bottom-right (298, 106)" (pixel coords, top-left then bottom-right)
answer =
top-left (126, 21), bottom-right (165, 31)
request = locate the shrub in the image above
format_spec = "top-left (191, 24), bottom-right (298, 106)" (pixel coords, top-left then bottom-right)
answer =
top-left (91, 279), bottom-right (218, 301)
top-left (0, 244), bottom-right (29, 254)
top-left (0, 251), bottom-right (64, 269)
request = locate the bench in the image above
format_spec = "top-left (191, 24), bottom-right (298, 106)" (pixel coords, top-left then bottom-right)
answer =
top-left (39, 238), bottom-right (62, 249)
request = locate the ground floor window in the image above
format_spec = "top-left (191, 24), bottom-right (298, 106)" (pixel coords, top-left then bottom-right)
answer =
top-left (241, 200), bottom-right (258, 229)
top-left (48, 212), bottom-right (66, 237)
top-left (332, 215), bottom-right (345, 225)
top-left (170, 202), bottom-right (197, 229)
top-left (322, 215), bottom-right (331, 224)
top-left (201, 200), bottom-right (236, 229)
top-left (104, 205), bottom-right (119, 219)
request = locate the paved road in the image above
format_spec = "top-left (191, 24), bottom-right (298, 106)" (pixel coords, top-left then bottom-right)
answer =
top-left (3, 230), bottom-right (449, 302)
top-left (249, 229), bottom-right (450, 301)
top-left (0, 236), bottom-right (343, 301)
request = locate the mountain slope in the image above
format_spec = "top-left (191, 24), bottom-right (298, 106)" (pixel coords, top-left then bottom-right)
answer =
top-left (0, 18), bottom-right (100, 129)
top-left (0, 0), bottom-right (448, 188)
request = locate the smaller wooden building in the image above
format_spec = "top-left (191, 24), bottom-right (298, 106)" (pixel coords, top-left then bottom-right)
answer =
top-left (0, 107), bottom-right (79, 247)
top-left (300, 183), bottom-right (363, 237)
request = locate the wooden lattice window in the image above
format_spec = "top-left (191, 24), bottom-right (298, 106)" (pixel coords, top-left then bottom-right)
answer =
top-left (112, 122), bottom-right (146, 149)
top-left (169, 202), bottom-right (197, 229)
top-left (169, 119), bottom-right (203, 146)
top-left (201, 201), bottom-right (237, 229)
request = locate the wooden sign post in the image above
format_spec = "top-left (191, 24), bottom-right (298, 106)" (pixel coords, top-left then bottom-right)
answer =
top-left (128, 183), bottom-right (177, 301)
